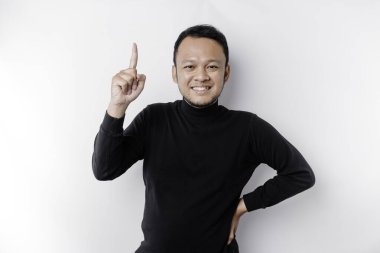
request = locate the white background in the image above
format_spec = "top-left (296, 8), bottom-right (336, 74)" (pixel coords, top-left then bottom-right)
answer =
top-left (1, 0), bottom-right (380, 252)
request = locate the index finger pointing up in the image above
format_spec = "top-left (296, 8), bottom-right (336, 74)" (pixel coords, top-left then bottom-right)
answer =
top-left (129, 42), bottom-right (138, 69)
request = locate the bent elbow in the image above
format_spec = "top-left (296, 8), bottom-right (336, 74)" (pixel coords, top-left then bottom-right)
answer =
top-left (92, 166), bottom-right (107, 181)
top-left (291, 166), bottom-right (315, 192)
top-left (92, 153), bottom-right (113, 181)
top-left (92, 168), bottom-right (112, 181)
top-left (309, 171), bottom-right (316, 188)
top-left (303, 167), bottom-right (316, 190)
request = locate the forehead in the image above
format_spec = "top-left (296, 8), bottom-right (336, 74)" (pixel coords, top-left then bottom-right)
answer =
top-left (176, 37), bottom-right (225, 62)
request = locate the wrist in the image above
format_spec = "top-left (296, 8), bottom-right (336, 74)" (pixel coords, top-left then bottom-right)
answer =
top-left (237, 198), bottom-right (248, 216)
top-left (107, 103), bottom-right (129, 118)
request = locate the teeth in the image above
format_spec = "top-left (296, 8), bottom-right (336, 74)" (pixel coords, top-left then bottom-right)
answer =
top-left (192, 86), bottom-right (210, 91)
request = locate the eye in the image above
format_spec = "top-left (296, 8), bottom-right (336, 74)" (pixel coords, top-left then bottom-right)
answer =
top-left (207, 65), bottom-right (219, 70)
top-left (184, 65), bottom-right (194, 69)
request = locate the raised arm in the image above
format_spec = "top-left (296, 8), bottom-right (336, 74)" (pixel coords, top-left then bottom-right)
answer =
top-left (92, 43), bottom-right (147, 181)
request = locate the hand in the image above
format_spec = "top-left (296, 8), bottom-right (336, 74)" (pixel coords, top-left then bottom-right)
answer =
top-left (108, 43), bottom-right (146, 117)
top-left (227, 198), bottom-right (248, 245)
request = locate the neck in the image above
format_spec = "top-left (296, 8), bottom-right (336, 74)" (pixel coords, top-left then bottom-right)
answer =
top-left (179, 97), bottom-right (221, 122)
top-left (183, 97), bottom-right (218, 109)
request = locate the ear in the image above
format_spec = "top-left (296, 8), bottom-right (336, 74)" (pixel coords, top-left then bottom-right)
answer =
top-left (172, 65), bottom-right (178, 83)
top-left (224, 64), bottom-right (231, 83)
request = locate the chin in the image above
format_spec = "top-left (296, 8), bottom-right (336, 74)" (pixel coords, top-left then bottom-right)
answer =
top-left (185, 96), bottom-right (217, 108)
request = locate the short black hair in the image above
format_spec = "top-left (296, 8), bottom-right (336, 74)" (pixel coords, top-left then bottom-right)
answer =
top-left (173, 24), bottom-right (229, 66)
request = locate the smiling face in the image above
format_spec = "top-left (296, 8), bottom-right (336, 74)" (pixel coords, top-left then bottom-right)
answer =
top-left (172, 37), bottom-right (230, 108)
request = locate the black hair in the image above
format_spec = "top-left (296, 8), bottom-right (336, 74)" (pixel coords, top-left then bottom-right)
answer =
top-left (173, 24), bottom-right (229, 66)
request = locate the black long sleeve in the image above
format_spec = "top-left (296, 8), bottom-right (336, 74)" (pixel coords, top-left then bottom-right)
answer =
top-left (91, 99), bottom-right (315, 253)
top-left (242, 114), bottom-right (315, 211)
top-left (92, 109), bottom-right (145, 181)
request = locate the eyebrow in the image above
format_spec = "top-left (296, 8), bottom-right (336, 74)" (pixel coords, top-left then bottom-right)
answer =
top-left (180, 59), bottom-right (223, 64)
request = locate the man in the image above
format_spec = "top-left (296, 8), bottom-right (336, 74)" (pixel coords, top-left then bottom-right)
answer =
top-left (92, 24), bottom-right (315, 253)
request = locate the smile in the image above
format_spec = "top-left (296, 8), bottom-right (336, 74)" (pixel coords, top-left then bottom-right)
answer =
top-left (191, 86), bottom-right (211, 91)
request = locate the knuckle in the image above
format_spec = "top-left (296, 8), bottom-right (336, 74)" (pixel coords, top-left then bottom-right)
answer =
top-left (112, 74), bottom-right (119, 81)
top-left (121, 68), bottom-right (136, 73)
top-left (111, 76), bottom-right (121, 84)
top-left (115, 76), bottom-right (125, 83)
top-left (120, 70), bottom-right (137, 79)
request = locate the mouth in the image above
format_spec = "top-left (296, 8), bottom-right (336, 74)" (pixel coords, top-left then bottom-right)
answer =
top-left (191, 86), bottom-right (211, 91)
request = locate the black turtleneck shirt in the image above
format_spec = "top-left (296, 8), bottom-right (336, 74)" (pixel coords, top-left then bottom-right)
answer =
top-left (92, 99), bottom-right (315, 253)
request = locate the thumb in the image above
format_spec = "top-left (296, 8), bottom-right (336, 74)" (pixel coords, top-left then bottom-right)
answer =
top-left (137, 74), bottom-right (146, 82)
top-left (136, 74), bottom-right (146, 92)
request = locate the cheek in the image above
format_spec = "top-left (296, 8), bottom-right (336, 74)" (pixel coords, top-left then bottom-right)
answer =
top-left (212, 73), bottom-right (225, 83)
top-left (178, 73), bottom-right (191, 84)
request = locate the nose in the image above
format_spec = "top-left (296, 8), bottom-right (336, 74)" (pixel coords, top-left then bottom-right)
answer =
top-left (194, 68), bottom-right (210, 82)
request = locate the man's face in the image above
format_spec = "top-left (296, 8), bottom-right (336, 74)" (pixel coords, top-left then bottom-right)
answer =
top-left (172, 37), bottom-right (230, 108)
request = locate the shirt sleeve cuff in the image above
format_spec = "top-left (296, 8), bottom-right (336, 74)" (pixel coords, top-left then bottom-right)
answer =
top-left (100, 110), bottom-right (125, 135)
top-left (242, 190), bottom-right (264, 212)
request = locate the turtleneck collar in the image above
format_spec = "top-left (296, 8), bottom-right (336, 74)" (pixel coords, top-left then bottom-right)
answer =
top-left (179, 97), bottom-right (221, 120)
